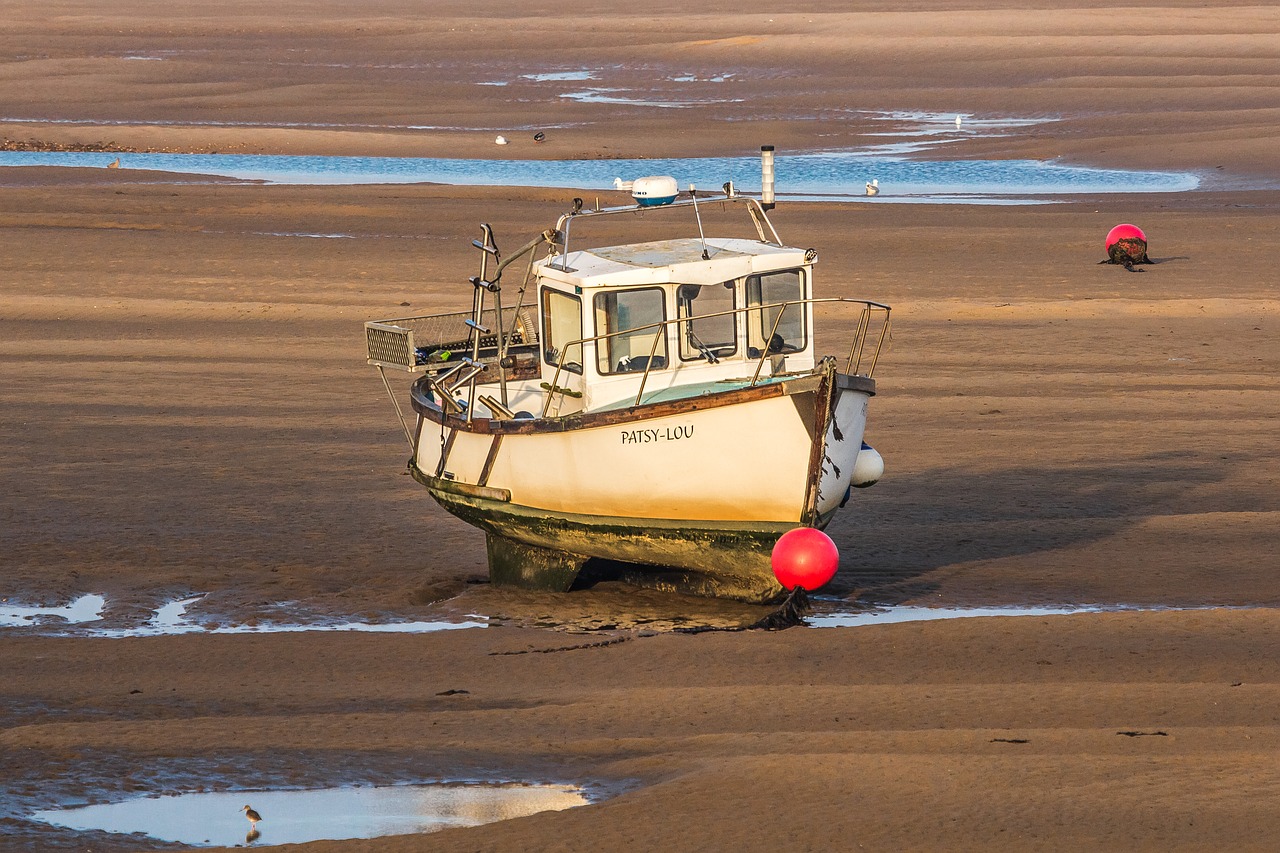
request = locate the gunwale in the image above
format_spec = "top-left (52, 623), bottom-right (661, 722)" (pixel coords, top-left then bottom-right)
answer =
top-left (409, 366), bottom-right (874, 436)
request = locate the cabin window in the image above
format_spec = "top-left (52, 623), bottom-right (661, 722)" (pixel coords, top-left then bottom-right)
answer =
top-left (540, 287), bottom-right (583, 373)
top-left (677, 282), bottom-right (737, 362)
top-left (746, 269), bottom-right (807, 355)
top-left (593, 287), bottom-right (668, 374)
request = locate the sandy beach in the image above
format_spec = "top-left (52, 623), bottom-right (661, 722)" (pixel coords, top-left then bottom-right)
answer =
top-left (3, 1), bottom-right (1280, 850)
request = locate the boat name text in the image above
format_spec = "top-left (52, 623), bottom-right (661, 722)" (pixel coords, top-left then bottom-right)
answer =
top-left (620, 425), bottom-right (694, 445)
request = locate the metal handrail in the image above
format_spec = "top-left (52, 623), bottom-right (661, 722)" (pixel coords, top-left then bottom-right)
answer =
top-left (750, 302), bottom-right (790, 386)
top-left (538, 296), bottom-right (891, 416)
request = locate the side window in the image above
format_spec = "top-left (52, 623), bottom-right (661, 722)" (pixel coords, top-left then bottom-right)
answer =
top-left (746, 269), bottom-right (807, 355)
top-left (540, 287), bottom-right (583, 373)
top-left (677, 282), bottom-right (737, 362)
top-left (594, 287), bottom-right (668, 374)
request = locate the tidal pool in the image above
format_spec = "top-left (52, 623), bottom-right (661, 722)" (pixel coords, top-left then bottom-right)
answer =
top-left (0, 594), bottom-right (105, 627)
top-left (0, 594), bottom-right (486, 636)
top-left (801, 602), bottom-right (1225, 628)
top-left (32, 782), bottom-right (589, 847)
top-left (806, 603), bottom-right (1107, 628)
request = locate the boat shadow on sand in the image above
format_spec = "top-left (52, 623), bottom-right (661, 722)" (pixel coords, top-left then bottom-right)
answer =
top-left (824, 446), bottom-right (1269, 606)
top-left (436, 445), bottom-right (1271, 631)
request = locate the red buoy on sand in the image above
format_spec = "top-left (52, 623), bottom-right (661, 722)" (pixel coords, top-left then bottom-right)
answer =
top-left (1102, 223), bottom-right (1152, 270)
top-left (1105, 223), bottom-right (1146, 253)
top-left (771, 528), bottom-right (840, 591)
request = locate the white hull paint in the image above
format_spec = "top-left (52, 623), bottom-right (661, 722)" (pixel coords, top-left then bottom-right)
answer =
top-left (414, 359), bottom-right (872, 520)
top-left (419, 389), bottom-right (862, 524)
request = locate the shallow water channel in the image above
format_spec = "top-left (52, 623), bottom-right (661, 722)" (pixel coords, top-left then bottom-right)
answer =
top-left (0, 149), bottom-right (1198, 203)
top-left (32, 782), bottom-right (589, 847)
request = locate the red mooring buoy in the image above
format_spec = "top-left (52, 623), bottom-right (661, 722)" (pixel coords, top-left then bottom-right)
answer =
top-left (771, 528), bottom-right (840, 591)
top-left (1103, 223), bottom-right (1152, 271)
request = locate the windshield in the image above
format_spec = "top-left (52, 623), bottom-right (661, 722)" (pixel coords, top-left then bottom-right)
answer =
top-left (594, 287), bottom-right (669, 375)
top-left (677, 282), bottom-right (737, 362)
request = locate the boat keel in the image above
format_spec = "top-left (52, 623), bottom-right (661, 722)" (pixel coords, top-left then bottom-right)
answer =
top-left (486, 534), bottom-right (587, 592)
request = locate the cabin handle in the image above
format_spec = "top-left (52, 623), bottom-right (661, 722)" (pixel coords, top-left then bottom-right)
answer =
top-left (540, 381), bottom-right (583, 399)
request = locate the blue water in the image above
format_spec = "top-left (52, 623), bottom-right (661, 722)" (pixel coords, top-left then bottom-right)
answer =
top-left (0, 150), bottom-right (1198, 201)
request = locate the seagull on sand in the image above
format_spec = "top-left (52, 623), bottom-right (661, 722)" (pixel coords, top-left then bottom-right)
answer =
top-left (865, 179), bottom-right (879, 197)
top-left (241, 804), bottom-right (262, 828)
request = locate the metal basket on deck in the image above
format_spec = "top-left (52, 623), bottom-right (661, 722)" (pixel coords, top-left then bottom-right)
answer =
top-left (365, 307), bottom-right (538, 372)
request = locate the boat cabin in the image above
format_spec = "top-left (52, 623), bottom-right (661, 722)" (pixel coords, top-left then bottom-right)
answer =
top-left (533, 235), bottom-right (817, 415)
top-left (364, 189), bottom-right (885, 431)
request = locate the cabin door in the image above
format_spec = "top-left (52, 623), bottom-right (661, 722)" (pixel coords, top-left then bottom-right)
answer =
top-left (539, 286), bottom-right (586, 415)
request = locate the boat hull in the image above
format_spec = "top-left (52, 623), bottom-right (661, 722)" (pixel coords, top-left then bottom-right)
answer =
top-left (417, 471), bottom-right (823, 602)
top-left (410, 360), bottom-right (873, 602)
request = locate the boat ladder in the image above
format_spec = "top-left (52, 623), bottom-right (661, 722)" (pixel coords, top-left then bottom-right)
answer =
top-left (428, 224), bottom-right (509, 419)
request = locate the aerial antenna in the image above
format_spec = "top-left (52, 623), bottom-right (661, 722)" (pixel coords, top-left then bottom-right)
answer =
top-left (689, 183), bottom-right (710, 260)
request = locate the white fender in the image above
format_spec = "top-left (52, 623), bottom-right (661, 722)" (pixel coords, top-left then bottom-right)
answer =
top-left (851, 441), bottom-right (883, 488)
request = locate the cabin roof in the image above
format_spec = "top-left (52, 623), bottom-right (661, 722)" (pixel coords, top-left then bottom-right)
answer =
top-left (539, 237), bottom-right (807, 288)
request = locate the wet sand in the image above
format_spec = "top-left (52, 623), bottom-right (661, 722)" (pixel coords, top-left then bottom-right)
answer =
top-left (3, 1), bottom-right (1280, 850)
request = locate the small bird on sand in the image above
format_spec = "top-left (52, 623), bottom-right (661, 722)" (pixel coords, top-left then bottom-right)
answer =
top-left (241, 804), bottom-right (262, 828)
top-left (107, 157), bottom-right (120, 169)
top-left (865, 179), bottom-right (879, 197)
top-left (533, 131), bottom-right (546, 143)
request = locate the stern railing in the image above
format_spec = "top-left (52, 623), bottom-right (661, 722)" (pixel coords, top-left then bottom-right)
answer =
top-left (364, 306), bottom-right (538, 442)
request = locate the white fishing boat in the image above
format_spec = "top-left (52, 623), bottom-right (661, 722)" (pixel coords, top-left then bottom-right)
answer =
top-left (365, 148), bottom-right (890, 603)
